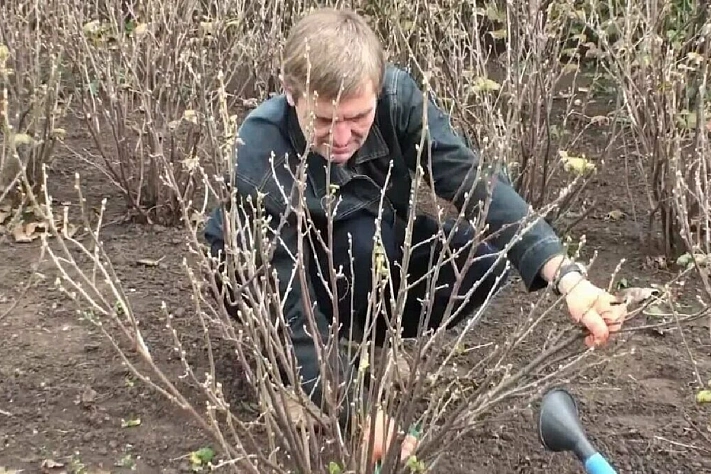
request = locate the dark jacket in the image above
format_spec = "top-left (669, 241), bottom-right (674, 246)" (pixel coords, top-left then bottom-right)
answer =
top-left (204, 64), bottom-right (564, 424)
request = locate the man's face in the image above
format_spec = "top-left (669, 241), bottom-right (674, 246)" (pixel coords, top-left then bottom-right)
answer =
top-left (288, 80), bottom-right (377, 165)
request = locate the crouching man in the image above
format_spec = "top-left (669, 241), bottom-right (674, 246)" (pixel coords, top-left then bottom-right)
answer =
top-left (204, 7), bottom-right (627, 465)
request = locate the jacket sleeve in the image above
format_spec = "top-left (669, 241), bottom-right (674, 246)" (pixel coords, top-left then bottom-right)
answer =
top-left (392, 68), bottom-right (564, 291)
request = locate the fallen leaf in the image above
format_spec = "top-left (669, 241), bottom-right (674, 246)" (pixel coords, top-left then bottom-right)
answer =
top-left (0, 467), bottom-right (21, 474)
top-left (25, 221), bottom-right (47, 235)
top-left (644, 255), bottom-right (668, 269)
top-left (676, 252), bottom-right (693, 267)
top-left (199, 21), bottom-right (214, 35)
top-left (11, 133), bottom-right (34, 147)
top-left (41, 458), bottom-right (64, 469)
top-left (133, 23), bottom-right (149, 36)
top-left (589, 115), bottom-right (609, 126)
top-left (183, 109), bottom-right (199, 124)
top-left (136, 257), bottom-right (164, 267)
top-left (616, 287), bottom-right (660, 305)
top-left (470, 77), bottom-right (501, 93)
top-left (606, 209), bottom-right (625, 221)
top-left (12, 224), bottom-right (36, 243)
top-left (82, 19), bottom-right (102, 35)
top-left (696, 389), bottom-right (711, 404)
top-left (676, 251), bottom-right (710, 268)
top-left (121, 417), bottom-right (141, 428)
top-left (62, 223), bottom-right (78, 238)
top-left (643, 304), bottom-right (667, 318)
top-left (559, 150), bottom-right (596, 174)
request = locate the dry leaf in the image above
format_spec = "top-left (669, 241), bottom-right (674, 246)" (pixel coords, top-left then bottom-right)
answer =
top-left (63, 223), bottom-right (78, 238)
top-left (12, 224), bottom-right (36, 243)
top-left (25, 221), bottom-right (47, 235)
top-left (606, 209), bottom-right (625, 221)
top-left (137, 257), bottom-right (164, 267)
top-left (643, 255), bottom-right (668, 269)
top-left (41, 458), bottom-right (64, 469)
top-left (121, 417), bottom-right (141, 428)
top-left (696, 389), bottom-right (711, 404)
top-left (183, 109), bottom-right (199, 124)
top-left (559, 150), bottom-right (596, 174)
top-left (0, 468), bottom-right (21, 474)
top-left (134, 23), bottom-right (149, 36)
top-left (199, 21), bottom-right (214, 35)
top-left (11, 133), bottom-right (33, 147)
top-left (644, 304), bottom-right (667, 318)
top-left (616, 287), bottom-right (660, 305)
top-left (470, 77), bottom-right (501, 93)
top-left (589, 115), bottom-right (609, 126)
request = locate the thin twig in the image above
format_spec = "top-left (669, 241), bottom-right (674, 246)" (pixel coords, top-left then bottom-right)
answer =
top-left (654, 436), bottom-right (711, 454)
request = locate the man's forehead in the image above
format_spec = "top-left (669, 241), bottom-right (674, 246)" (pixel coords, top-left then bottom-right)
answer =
top-left (312, 95), bottom-right (375, 120)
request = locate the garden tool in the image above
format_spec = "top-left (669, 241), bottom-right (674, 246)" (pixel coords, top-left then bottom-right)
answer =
top-left (538, 387), bottom-right (616, 473)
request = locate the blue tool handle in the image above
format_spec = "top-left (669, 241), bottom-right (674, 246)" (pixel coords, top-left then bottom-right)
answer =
top-left (584, 452), bottom-right (616, 474)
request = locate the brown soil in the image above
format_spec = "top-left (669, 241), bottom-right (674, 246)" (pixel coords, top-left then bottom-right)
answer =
top-left (2, 115), bottom-right (711, 474)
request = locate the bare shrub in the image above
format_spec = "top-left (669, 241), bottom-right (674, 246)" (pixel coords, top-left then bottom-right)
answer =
top-left (585, 0), bottom-right (711, 405)
top-left (588, 0), bottom-right (710, 256)
top-left (0, 2), bottom-right (66, 241)
top-left (13, 0), bottom-right (702, 473)
top-left (50, 0), bottom-right (313, 225)
top-left (362, 0), bottom-right (624, 232)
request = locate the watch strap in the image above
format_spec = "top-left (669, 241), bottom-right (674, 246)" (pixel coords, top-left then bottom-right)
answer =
top-left (552, 262), bottom-right (586, 296)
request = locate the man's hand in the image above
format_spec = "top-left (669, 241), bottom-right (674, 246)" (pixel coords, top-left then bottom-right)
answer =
top-left (363, 409), bottom-right (418, 465)
top-left (541, 254), bottom-right (628, 347)
top-left (561, 274), bottom-right (627, 347)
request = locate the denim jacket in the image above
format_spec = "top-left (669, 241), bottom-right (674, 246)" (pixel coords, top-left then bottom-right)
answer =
top-left (204, 64), bottom-right (564, 424)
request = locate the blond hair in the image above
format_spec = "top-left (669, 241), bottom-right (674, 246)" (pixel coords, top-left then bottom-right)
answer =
top-left (281, 8), bottom-right (385, 102)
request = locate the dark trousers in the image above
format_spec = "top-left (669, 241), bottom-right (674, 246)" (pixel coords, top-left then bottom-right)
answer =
top-left (208, 211), bottom-right (510, 346)
top-left (307, 211), bottom-right (511, 346)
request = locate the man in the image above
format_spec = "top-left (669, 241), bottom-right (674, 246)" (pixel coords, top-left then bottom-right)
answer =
top-left (204, 7), bottom-right (627, 464)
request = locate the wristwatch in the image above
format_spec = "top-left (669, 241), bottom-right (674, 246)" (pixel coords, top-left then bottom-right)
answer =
top-left (552, 261), bottom-right (587, 296)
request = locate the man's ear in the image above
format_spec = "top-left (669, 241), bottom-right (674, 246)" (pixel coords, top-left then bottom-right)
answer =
top-left (281, 77), bottom-right (296, 106)
top-left (285, 89), bottom-right (296, 107)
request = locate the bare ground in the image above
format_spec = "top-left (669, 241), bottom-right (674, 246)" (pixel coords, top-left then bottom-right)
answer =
top-left (2, 117), bottom-right (711, 474)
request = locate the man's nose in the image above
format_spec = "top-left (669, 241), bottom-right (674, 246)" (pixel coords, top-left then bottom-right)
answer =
top-left (331, 121), bottom-right (351, 147)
